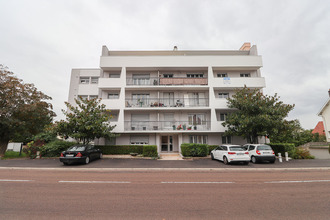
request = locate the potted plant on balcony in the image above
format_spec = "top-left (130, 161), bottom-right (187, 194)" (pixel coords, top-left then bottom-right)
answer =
top-left (177, 124), bottom-right (183, 130)
top-left (193, 122), bottom-right (197, 130)
top-left (183, 124), bottom-right (186, 130)
top-left (138, 99), bottom-right (143, 107)
top-left (187, 126), bottom-right (192, 130)
top-left (173, 125), bottom-right (176, 130)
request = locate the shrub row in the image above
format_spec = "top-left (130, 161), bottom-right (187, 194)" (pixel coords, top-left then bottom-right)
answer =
top-left (181, 143), bottom-right (208, 157)
top-left (41, 140), bottom-right (76, 157)
top-left (95, 145), bottom-right (144, 155)
top-left (269, 143), bottom-right (296, 158)
top-left (142, 145), bottom-right (158, 157)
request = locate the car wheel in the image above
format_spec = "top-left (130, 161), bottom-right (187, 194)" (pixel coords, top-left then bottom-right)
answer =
top-left (211, 153), bottom-right (214, 160)
top-left (85, 156), bottom-right (90, 164)
top-left (251, 156), bottom-right (257, 164)
top-left (99, 153), bottom-right (103, 159)
top-left (223, 156), bottom-right (229, 165)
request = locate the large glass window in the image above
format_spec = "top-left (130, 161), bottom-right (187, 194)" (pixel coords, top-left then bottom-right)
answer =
top-left (132, 94), bottom-right (150, 107)
top-left (220, 113), bottom-right (227, 121)
top-left (132, 74), bottom-right (150, 85)
top-left (188, 114), bottom-right (206, 126)
top-left (222, 136), bottom-right (232, 144)
top-left (218, 93), bottom-right (229, 98)
top-left (130, 135), bottom-right (149, 145)
top-left (189, 135), bottom-right (208, 144)
top-left (108, 93), bottom-right (119, 99)
top-left (91, 77), bottom-right (99, 84)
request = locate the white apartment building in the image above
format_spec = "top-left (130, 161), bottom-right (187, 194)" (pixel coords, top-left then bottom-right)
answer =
top-left (68, 42), bottom-right (265, 154)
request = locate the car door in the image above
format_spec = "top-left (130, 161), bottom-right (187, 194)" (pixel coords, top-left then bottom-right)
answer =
top-left (219, 146), bottom-right (226, 161)
top-left (86, 146), bottom-right (95, 160)
top-left (213, 147), bottom-right (220, 159)
top-left (248, 145), bottom-right (256, 157)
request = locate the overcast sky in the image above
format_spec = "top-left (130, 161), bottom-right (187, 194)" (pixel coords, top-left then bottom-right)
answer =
top-left (1, 0), bottom-right (329, 129)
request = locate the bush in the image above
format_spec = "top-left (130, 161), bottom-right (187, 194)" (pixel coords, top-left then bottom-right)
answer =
top-left (143, 145), bottom-right (158, 157)
top-left (181, 143), bottom-right (208, 157)
top-left (293, 147), bottom-right (315, 159)
top-left (23, 141), bottom-right (43, 159)
top-left (208, 145), bottom-right (218, 155)
top-left (41, 140), bottom-right (76, 157)
top-left (269, 143), bottom-right (296, 158)
top-left (95, 145), bottom-right (144, 155)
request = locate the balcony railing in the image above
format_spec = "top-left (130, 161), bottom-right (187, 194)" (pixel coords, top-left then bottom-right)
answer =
top-left (124, 121), bottom-right (211, 131)
top-left (126, 77), bottom-right (208, 86)
top-left (125, 98), bottom-right (209, 108)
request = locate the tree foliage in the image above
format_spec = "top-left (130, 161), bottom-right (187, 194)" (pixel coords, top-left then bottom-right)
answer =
top-left (0, 65), bottom-right (55, 157)
top-left (222, 86), bottom-right (295, 143)
top-left (56, 98), bottom-right (116, 144)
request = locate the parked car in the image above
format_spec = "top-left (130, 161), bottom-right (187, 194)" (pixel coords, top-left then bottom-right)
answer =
top-left (244, 144), bottom-right (276, 164)
top-left (211, 145), bottom-right (250, 165)
top-left (59, 145), bottom-right (102, 165)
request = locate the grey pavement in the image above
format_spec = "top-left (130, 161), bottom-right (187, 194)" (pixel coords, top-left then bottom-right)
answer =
top-left (0, 157), bottom-right (329, 169)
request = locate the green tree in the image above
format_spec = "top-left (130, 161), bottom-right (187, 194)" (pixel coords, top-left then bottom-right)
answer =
top-left (0, 65), bottom-right (55, 157)
top-left (222, 86), bottom-right (295, 143)
top-left (56, 98), bottom-right (116, 144)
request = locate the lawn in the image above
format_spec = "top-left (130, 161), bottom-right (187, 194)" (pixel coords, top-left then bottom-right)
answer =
top-left (2, 151), bottom-right (27, 159)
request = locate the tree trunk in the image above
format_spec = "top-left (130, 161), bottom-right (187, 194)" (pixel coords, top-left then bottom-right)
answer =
top-left (0, 139), bottom-right (10, 158)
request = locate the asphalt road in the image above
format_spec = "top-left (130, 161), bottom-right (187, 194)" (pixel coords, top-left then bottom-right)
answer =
top-left (1, 169), bottom-right (330, 219)
top-left (0, 157), bottom-right (330, 169)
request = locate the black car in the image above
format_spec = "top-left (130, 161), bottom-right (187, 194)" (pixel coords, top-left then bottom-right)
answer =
top-left (59, 145), bottom-right (102, 165)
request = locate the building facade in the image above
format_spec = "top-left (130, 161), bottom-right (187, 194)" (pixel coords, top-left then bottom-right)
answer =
top-left (68, 43), bottom-right (266, 153)
top-left (318, 90), bottom-right (330, 142)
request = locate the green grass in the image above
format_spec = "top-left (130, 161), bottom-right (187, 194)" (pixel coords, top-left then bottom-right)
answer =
top-left (2, 151), bottom-right (27, 159)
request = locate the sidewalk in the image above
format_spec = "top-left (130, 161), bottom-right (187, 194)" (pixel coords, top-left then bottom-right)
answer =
top-left (0, 157), bottom-right (329, 169)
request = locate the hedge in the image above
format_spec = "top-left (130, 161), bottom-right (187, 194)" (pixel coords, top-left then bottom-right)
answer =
top-left (269, 143), bottom-right (296, 158)
top-left (208, 145), bottom-right (218, 155)
top-left (41, 140), bottom-right (76, 157)
top-left (95, 145), bottom-right (144, 155)
top-left (181, 143), bottom-right (208, 157)
top-left (143, 145), bottom-right (158, 157)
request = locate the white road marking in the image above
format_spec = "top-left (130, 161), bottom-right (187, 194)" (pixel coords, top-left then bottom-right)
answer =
top-left (161, 181), bottom-right (234, 184)
top-left (0, 179), bottom-right (34, 182)
top-left (265, 180), bottom-right (330, 184)
top-left (58, 180), bottom-right (131, 184)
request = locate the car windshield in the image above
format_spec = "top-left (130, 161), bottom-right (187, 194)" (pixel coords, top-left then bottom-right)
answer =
top-left (257, 145), bottom-right (272, 151)
top-left (67, 146), bottom-right (86, 151)
top-left (229, 146), bottom-right (246, 151)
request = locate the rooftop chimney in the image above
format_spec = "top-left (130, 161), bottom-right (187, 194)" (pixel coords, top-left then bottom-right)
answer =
top-left (239, 42), bottom-right (251, 51)
top-left (173, 46), bottom-right (178, 51)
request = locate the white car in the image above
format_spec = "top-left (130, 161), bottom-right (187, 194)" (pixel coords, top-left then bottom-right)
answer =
top-left (244, 144), bottom-right (276, 164)
top-left (211, 145), bottom-right (250, 165)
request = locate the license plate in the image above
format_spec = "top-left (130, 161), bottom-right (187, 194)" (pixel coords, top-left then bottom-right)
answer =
top-left (263, 152), bottom-right (270, 154)
top-left (66, 154), bottom-right (74, 157)
top-left (237, 153), bottom-right (244, 156)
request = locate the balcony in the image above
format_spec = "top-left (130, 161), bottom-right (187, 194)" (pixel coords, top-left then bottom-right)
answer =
top-left (126, 77), bottom-right (208, 86)
top-left (124, 121), bottom-right (211, 131)
top-left (212, 77), bottom-right (265, 88)
top-left (125, 98), bottom-right (209, 108)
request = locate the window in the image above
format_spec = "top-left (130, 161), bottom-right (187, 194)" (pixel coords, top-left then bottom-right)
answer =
top-left (132, 74), bottom-right (150, 85)
top-left (109, 114), bottom-right (118, 122)
top-left (220, 113), bottom-right (227, 121)
top-left (79, 77), bottom-right (90, 84)
top-left (188, 114), bottom-right (206, 126)
top-left (108, 93), bottom-right (119, 99)
top-left (189, 135), bottom-right (208, 144)
top-left (222, 136), bottom-right (232, 144)
top-left (248, 145), bottom-right (255, 151)
top-left (217, 73), bottom-right (228, 78)
top-left (89, 95), bottom-right (98, 99)
top-left (163, 74), bottom-right (173, 78)
top-left (218, 93), bottom-right (229, 98)
top-left (109, 74), bottom-right (120, 78)
top-left (187, 73), bottom-right (204, 78)
top-left (91, 77), bottom-right (99, 84)
top-left (240, 73), bottom-right (251, 77)
top-left (130, 135), bottom-right (149, 145)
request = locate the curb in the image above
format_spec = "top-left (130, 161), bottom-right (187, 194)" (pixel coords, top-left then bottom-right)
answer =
top-left (1, 167), bottom-right (330, 172)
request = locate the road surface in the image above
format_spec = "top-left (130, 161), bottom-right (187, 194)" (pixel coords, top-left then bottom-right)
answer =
top-left (1, 169), bottom-right (330, 219)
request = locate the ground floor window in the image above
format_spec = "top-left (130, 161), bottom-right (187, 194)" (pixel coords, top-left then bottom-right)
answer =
top-left (222, 136), bottom-right (232, 144)
top-left (105, 137), bottom-right (116, 145)
top-left (130, 135), bottom-right (149, 145)
top-left (189, 135), bottom-right (208, 144)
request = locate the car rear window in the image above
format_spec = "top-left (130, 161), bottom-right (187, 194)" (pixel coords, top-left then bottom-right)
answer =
top-left (67, 146), bottom-right (86, 151)
top-left (229, 146), bottom-right (246, 151)
top-left (257, 145), bottom-right (272, 151)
